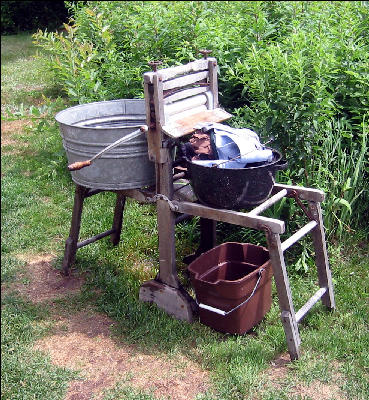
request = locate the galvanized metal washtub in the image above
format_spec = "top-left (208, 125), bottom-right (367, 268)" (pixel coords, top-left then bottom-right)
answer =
top-left (55, 99), bottom-right (155, 190)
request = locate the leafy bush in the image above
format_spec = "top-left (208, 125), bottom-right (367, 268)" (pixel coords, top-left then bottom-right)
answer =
top-left (33, 1), bottom-right (369, 240)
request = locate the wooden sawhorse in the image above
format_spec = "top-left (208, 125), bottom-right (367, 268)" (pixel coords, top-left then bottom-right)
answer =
top-left (140, 54), bottom-right (336, 360)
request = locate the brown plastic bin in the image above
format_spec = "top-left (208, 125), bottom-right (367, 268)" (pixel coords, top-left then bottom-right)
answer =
top-left (188, 242), bottom-right (272, 334)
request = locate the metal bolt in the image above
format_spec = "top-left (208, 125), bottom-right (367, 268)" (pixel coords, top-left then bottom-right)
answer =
top-left (148, 60), bottom-right (162, 72)
top-left (199, 49), bottom-right (212, 59)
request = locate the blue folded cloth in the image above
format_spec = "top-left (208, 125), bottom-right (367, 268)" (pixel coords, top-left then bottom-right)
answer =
top-left (194, 122), bottom-right (272, 167)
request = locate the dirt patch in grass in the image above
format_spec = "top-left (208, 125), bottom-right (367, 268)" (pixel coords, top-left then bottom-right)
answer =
top-left (35, 311), bottom-right (210, 400)
top-left (1, 119), bottom-right (32, 137)
top-left (262, 353), bottom-right (346, 400)
top-left (1, 119), bottom-right (33, 153)
top-left (10, 254), bottom-right (85, 303)
top-left (10, 255), bottom-right (210, 399)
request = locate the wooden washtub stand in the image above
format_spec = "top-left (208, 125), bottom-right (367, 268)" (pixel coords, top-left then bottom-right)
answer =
top-left (62, 54), bottom-right (335, 361)
top-left (139, 54), bottom-right (335, 360)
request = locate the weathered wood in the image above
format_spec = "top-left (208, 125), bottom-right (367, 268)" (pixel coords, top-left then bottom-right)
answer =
top-left (248, 189), bottom-right (288, 216)
top-left (174, 201), bottom-right (285, 233)
top-left (272, 184), bottom-right (325, 202)
top-left (162, 107), bottom-right (232, 138)
top-left (164, 86), bottom-right (208, 104)
top-left (156, 148), bottom-right (180, 288)
top-left (280, 220), bottom-right (318, 252)
top-left (62, 184), bottom-right (88, 275)
top-left (163, 70), bottom-right (209, 91)
top-left (308, 201), bottom-right (336, 309)
top-left (110, 192), bottom-right (126, 245)
top-left (164, 105), bottom-right (208, 128)
top-left (144, 81), bottom-right (160, 162)
top-left (153, 74), bottom-right (166, 128)
top-left (295, 287), bottom-right (327, 323)
top-left (144, 58), bottom-right (213, 83)
top-left (265, 232), bottom-right (301, 360)
top-left (164, 94), bottom-right (207, 117)
top-left (281, 311), bottom-right (301, 360)
top-left (77, 229), bottom-right (115, 248)
top-left (208, 59), bottom-right (219, 109)
top-left (139, 280), bottom-right (196, 322)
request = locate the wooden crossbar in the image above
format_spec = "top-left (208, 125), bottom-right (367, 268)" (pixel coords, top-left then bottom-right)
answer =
top-left (295, 287), bottom-right (327, 323)
top-left (248, 189), bottom-right (288, 216)
top-left (281, 220), bottom-right (318, 252)
top-left (173, 200), bottom-right (285, 234)
top-left (77, 229), bottom-right (115, 249)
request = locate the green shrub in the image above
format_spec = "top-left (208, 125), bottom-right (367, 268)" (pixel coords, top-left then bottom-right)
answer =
top-left (33, 1), bottom-right (369, 240)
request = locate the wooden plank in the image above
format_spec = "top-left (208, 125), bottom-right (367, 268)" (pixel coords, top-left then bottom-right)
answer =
top-left (164, 86), bottom-right (208, 104)
top-left (163, 70), bottom-right (209, 91)
top-left (144, 81), bottom-right (159, 162)
top-left (164, 94), bottom-right (207, 117)
top-left (162, 107), bottom-right (232, 138)
top-left (272, 184), bottom-right (325, 202)
top-left (156, 148), bottom-right (179, 288)
top-left (139, 280), bottom-right (196, 322)
top-left (265, 232), bottom-right (301, 360)
top-left (153, 74), bottom-right (165, 126)
top-left (208, 59), bottom-right (219, 109)
top-left (110, 192), bottom-right (125, 245)
top-left (173, 201), bottom-right (285, 234)
top-left (146, 75), bottom-right (166, 162)
top-left (295, 287), bottom-right (327, 323)
top-left (308, 201), bottom-right (336, 309)
top-left (144, 58), bottom-right (213, 83)
top-left (164, 105), bottom-right (208, 129)
top-left (281, 311), bottom-right (301, 360)
top-left (281, 220), bottom-right (318, 252)
top-left (248, 189), bottom-right (288, 215)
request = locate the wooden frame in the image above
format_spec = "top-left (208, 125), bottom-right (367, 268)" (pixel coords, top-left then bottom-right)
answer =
top-left (138, 55), bottom-right (336, 360)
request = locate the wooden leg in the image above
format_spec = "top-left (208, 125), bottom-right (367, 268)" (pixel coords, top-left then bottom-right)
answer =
top-left (110, 192), bottom-right (126, 246)
top-left (183, 218), bottom-right (217, 264)
top-left (156, 199), bottom-right (179, 288)
top-left (198, 218), bottom-right (217, 254)
top-left (139, 150), bottom-right (196, 322)
top-left (62, 185), bottom-right (88, 276)
top-left (265, 231), bottom-right (301, 360)
top-left (308, 201), bottom-right (336, 309)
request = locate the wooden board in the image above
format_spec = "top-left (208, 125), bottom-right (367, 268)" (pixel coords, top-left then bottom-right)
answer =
top-left (174, 200), bottom-right (285, 234)
top-left (162, 107), bottom-right (232, 138)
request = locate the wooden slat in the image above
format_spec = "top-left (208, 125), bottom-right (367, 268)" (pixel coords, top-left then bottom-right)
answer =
top-left (295, 287), bottom-right (327, 323)
top-left (308, 201), bottom-right (336, 309)
top-left (164, 86), bottom-right (208, 104)
top-left (281, 220), bottom-right (318, 252)
top-left (281, 311), bottom-right (301, 360)
top-left (272, 184), bottom-right (325, 202)
top-left (144, 58), bottom-right (213, 83)
top-left (265, 231), bottom-right (301, 360)
top-left (163, 70), bottom-right (209, 91)
top-left (164, 94), bottom-right (208, 117)
top-left (162, 107), bottom-right (232, 138)
top-left (208, 59), bottom-right (218, 109)
top-left (77, 229), bottom-right (115, 248)
top-left (248, 189), bottom-right (288, 215)
top-left (173, 200), bottom-right (285, 234)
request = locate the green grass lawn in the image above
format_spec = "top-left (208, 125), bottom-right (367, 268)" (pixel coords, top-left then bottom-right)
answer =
top-left (1, 33), bottom-right (368, 400)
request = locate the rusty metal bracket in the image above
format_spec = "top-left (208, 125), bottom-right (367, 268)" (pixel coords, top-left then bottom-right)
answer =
top-left (288, 190), bottom-right (316, 221)
top-left (145, 194), bottom-right (179, 212)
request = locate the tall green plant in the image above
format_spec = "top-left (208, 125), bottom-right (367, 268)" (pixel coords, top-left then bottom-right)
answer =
top-left (33, 1), bottom-right (369, 240)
